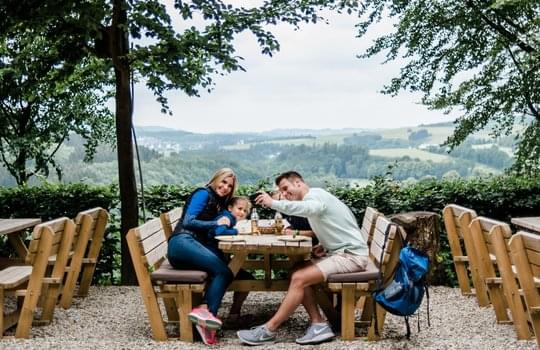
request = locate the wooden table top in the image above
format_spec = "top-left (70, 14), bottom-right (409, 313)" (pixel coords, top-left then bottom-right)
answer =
top-left (218, 234), bottom-right (312, 255)
top-left (511, 217), bottom-right (540, 233)
top-left (0, 218), bottom-right (41, 235)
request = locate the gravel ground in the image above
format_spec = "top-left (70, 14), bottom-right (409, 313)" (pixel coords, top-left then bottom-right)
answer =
top-left (1, 286), bottom-right (537, 349)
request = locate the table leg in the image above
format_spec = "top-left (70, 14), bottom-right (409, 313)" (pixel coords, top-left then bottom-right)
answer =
top-left (264, 253), bottom-right (271, 289)
top-left (7, 232), bottom-right (29, 259)
top-left (228, 252), bottom-right (247, 276)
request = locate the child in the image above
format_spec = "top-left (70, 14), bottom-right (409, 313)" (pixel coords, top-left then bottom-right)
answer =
top-left (206, 195), bottom-right (250, 257)
top-left (198, 196), bottom-right (254, 343)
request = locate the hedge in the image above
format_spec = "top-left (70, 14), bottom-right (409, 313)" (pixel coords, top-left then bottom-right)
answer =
top-left (1, 175), bottom-right (539, 285)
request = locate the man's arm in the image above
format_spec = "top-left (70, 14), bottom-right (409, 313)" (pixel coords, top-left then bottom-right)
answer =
top-left (255, 191), bottom-right (326, 217)
top-left (270, 198), bottom-right (325, 217)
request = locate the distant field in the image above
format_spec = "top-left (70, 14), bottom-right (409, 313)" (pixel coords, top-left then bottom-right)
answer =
top-left (375, 125), bottom-right (495, 145)
top-left (222, 125), bottom-right (501, 151)
top-left (375, 126), bottom-right (455, 145)
top-left (369, 148), bottom-right (452, 162)
top-left (222, 134), bottom-right (347, 150)
top-left (471, 144), bottom-right (514, 156)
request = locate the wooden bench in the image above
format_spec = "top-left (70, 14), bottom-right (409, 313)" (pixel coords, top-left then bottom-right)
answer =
top-left (0, 217), bottom-right (74, 338)
top-left (469, 217), bottom-right (512, 324)
top-left (127, 217), bottom-right (207, 342)
top-left (160, 207), bottom-right (183, 241)
top-left (327, 216), bottom-right (404, 340)
top-left (442, 204), bottom-right (489, 304)
top-left (484, 218), bottom-right (532, 340)
top-left (59, 207), bottom-right (108, 309)
top-left (509, 231), bottom-right (540, 348)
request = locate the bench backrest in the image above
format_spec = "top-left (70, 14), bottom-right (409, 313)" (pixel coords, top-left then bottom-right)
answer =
top-left (486, 219), bottom-right (531, 339)
top-left (509, 231), bottom-right (540, 346)
top-left (59, 207), bottom-right (109, 308)
top-left (369, 216), bottom-right (403, 285)
top-left (128, 217), bottom-right (168, 272)
top-left (442, 204), bottom-right (481, 298)
top-left (470, 216), bottom-right (512, 279)
top-left (160, 207), bottom-right (183, 240)
top-left (443, 204), bottom-right (478, 257)
top-left (16, 217), bottom-right (74, 338)
top-left (361, 207), bottom-right (381, 248)
top-left (27, 217), bottom-right (75, 268)
top-left (74, 207), bottom-right (109, 248)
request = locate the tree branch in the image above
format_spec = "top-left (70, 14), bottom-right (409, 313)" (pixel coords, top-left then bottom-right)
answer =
top-left (29, 133), bottom-right (69, 179)
top-left (505, 45), bottom-right (540, 121)
top-left (467, 0), bottom-right (535, 54)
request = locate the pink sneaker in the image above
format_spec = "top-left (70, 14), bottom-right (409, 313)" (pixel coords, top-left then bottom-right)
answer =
top-left (188, 307), bottom-right (223, 330)
top-left (195, 324), bottom-right (217, 345)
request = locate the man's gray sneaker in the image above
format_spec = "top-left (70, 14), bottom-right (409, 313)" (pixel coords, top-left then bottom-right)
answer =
top-left (295, 322), bottom-right (335, 345)
top-left (237, 324), bottom-right (276, 346)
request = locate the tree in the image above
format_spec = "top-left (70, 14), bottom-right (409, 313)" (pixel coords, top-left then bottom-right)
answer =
top-left (0, 0), bottom-right (352, 283)
top-left (408, 129), bottom-right (431, 143)
top-left (0, 31), bottom-right (114, 185)
top-left (355, 0), bottom-right (540, 174)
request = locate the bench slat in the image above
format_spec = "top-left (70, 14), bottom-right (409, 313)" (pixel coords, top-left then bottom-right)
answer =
top-left (0, 266), bottom-right (32, 289)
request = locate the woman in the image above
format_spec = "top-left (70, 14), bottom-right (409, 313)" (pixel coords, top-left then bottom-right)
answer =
top-left (167, 168), bottom-right (237, 345)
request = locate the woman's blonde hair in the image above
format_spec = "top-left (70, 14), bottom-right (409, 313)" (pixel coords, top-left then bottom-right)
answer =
top-left (206, 167), bottom-right (237, 202)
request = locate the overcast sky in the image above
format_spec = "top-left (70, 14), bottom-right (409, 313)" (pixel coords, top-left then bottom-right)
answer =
top-left (132, 7), bottom-right (456, 134)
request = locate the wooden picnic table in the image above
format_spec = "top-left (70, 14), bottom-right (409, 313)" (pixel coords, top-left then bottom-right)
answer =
top-left (511, 217), bottom-right (540, 234)
top-left (219, 233), bottom-right (312, 292)
top-left (0, 218), bottom-right (41, 262)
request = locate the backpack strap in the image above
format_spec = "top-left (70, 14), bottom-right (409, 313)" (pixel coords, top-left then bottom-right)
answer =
top-left (425, 284), bottom-right (431, 327)
top-left (405, 316), bottom-right (411, 339)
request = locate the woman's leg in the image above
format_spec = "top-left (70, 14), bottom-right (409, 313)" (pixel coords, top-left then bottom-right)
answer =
top-left (168, 234), bottom-right (234, 316)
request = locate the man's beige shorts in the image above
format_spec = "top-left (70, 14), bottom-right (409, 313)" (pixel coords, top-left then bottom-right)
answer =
top-left (314, 252), bottom-right (369, 281)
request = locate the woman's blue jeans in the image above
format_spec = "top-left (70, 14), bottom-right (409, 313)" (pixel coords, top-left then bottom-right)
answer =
top-left (167, 233), bottom-right (233, 316)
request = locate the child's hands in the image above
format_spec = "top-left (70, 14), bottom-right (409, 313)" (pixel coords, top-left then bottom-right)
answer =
top-left (283, 227), bottom-right (294, 235)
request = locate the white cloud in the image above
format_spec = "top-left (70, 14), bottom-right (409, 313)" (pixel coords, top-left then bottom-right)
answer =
top-left (133, 8), bottom-right (455, 133)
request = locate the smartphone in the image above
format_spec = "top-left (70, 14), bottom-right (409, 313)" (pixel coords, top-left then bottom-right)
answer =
top-left (249, 192), bottom-right (261, 205)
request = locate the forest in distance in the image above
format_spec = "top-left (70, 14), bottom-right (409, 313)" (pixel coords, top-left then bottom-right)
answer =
top-left (0, 122), bottom-right (517, 188)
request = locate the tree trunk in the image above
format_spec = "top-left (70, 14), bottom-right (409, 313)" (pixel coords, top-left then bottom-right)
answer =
top-left (390, 211), bottom-right (440, 283)
top-left (112, 0), bottom-right (137, 285)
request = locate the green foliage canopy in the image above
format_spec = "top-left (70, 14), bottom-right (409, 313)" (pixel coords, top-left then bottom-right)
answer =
top-left (0, 30), bottom-right (115, 185)
top-left (356, 0), bottom-right (540, 174)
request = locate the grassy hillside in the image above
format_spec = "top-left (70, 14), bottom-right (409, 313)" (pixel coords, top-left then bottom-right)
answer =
top-left (369, 148), bottom-right (452, 162)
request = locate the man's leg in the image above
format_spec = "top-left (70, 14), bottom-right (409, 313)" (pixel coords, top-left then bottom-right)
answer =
top-left (237, 264), bottom-right (326, 345)
top-left (266, 264), bottom-right (325, 331)
top-left (302, 285), bottom-right (326, 324)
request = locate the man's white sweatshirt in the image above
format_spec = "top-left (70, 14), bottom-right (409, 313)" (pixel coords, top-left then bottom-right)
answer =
top-left (270, 188), bottom-right (368, 257)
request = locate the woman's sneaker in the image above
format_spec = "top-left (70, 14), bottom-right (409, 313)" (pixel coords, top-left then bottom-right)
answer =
top-left (188, 307), bottom-right (223, 330)
top-left (195, 324), bottom-right (217, 345)
top-left (295, 322), bottom-right (335, 345)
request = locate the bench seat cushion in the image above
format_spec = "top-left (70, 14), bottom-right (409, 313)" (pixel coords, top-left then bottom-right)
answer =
top-left (151, 261), bottom-right (207, 283)
top-left (327, 259), bottom-right (379, 283)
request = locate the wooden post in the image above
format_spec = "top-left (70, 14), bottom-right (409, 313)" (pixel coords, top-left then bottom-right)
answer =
top-left (390, 211), bottom-right (440, 283)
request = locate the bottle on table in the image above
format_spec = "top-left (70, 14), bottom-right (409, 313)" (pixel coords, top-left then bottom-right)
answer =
top-left (274, 211), bottom-right (284, 234)
top-left (250, 208), bottom-right (259, 235)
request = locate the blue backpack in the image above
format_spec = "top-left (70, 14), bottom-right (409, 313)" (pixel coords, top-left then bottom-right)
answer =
top-left (373, 225), bottom-right (430, 339)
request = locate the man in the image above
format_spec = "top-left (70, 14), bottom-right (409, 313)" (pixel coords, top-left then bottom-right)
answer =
top-left (237, 171), bottom-right (369, 345)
